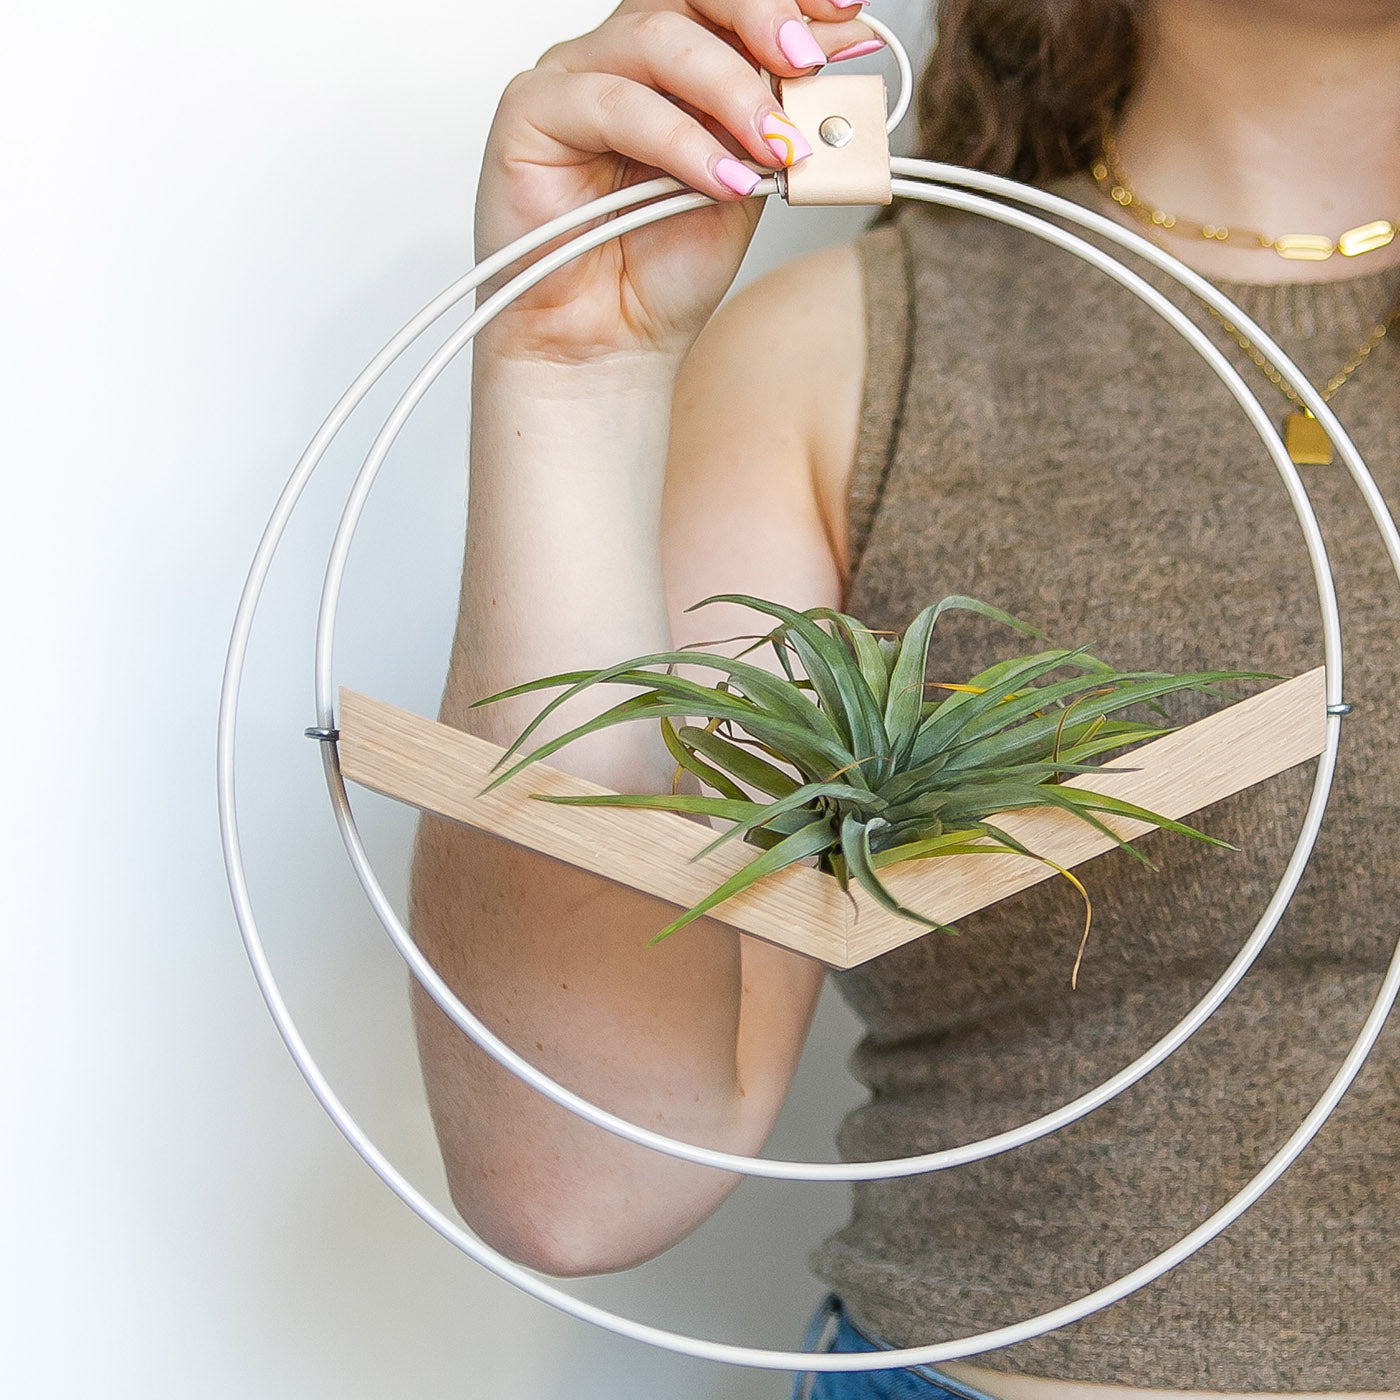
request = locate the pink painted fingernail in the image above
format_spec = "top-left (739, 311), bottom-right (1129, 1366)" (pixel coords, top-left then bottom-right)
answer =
top-left (762, 110), bottom-right (813, 166)
top-left (715, 157), bottom-right (762, 196)
top-left (778, 19), bottom-right (828, 70)
top-left (829, 37), bottom-right (885, 62)
top-left (832, 0), bottom-right (872, 7)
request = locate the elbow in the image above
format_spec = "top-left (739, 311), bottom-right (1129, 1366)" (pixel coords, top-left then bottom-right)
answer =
top-left (441, 1145), bottom-right (741, 1277)
top-left (465, 1216), bottom-right (645, 1280)
top-left (446, 1172), bottom-right (696, 1277)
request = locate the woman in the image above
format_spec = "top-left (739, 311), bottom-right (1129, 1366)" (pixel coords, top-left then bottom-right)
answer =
top-left (407, 1), bottom-right (1400, 1394)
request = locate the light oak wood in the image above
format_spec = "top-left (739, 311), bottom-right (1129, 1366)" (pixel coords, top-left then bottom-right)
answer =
top-left (337, 668), bottom-right (1326, 969)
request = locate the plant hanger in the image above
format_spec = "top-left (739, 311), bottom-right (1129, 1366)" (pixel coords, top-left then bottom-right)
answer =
top-left (335, 673), bottom-right (1325, 969)
top-left (218, 10), bottom-right (1400, 1376)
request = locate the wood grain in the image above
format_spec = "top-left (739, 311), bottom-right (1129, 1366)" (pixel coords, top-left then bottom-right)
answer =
top-left (337, 668), bottom-right (1326, 969)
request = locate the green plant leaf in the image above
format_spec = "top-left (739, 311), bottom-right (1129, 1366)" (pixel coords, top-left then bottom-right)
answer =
top-left (474, 645), bottom-right (850, 773)
top-left (807, 607), bottom-right (895, 710)
top-left (482, 689), bottom-right (859, 796)
top-left (479, 691), bottom-right (736, 793)
top-left (840, 814), bottom-right (960, 935)
top-left (869, 751), bottom-right (954, 806)
top-left (909, 648), bottom-right (1099, 765)
top-left (1048, 721), bottom-right (1174, 766)
top-left (882, 603), bottom-right (948, 767)
top-left (474, 660), bottom-right (757, 766)
top-left (658, 715), bottom-right (748, 803)
top-left (531, 791), bottom-right (767, 823)
top-left (939, 667), bottom-right (1208, 754)
top-left (866, 826), bottom-right (1011, 868)
top-left (944, 715), bottom-right (1157, 776)
top-left (927, 760), bottom-right (1140, 785)
top-left (676, 725), bottom-right (801, 798)
top-left (646, 818), bottom-right (838, 943)
top-left (881, 595), bottom-right (1038, 765)
top-left (689, 780), bottom-right (880, 863)
top-left (939, 670), bottom-right (1273, 775)
top-left (935, 669), bottom-right (1169, 753)
top-left (690, 593), bottom-right (890, 766)
top-left (707, 715), bottom-right (861, 786)
top-left (1037, 785), bottom-right (1236, 850)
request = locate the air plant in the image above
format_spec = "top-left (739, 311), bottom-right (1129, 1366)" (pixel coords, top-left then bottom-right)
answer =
top-left (473, 594), bottom-right (1269, 982)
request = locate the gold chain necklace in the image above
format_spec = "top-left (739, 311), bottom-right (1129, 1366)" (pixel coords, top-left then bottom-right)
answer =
top-left (1092, 130), bottom-right (1399, 263)
top-left (1205, 301), bottom-right (1400, 464)
top-left (1092, 132), bottom-right (1400, 464)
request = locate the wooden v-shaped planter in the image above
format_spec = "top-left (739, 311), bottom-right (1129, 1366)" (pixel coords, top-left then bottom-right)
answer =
top-left (337, 669), bottom-right (1326, 969)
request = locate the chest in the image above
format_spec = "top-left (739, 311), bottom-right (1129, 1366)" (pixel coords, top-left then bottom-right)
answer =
top-left (838, 233), bottom-right (1400, 1035)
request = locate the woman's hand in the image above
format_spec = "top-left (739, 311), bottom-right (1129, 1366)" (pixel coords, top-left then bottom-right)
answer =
top-left (475, 0), bottom-right (877, 364)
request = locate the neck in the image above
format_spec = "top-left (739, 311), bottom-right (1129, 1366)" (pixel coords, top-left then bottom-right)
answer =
top-left (1111, 0), bottom-right (1400, 282)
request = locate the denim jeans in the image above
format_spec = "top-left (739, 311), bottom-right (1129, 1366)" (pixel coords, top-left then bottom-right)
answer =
top-left (790, 1297), bottom-right (1007, 1400)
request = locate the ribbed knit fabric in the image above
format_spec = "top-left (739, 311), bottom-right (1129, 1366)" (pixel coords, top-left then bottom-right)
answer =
top-left (809, 178), bottom-right (1400, 1390)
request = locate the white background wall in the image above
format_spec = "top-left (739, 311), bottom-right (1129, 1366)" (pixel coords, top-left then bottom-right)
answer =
top-left (3, 2), bottom-right (932, 1395)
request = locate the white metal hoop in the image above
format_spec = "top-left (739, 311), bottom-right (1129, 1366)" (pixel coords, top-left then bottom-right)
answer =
top-left (218, 30), bottom-right (1400, 1374)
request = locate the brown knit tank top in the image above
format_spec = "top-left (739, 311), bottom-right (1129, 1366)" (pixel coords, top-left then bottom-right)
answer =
top-left (809, 180), bottom-right (1400, 1390)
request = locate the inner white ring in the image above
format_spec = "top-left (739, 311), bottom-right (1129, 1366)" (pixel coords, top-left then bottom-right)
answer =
top-left (313, 173), bottom-right (1344, 1182)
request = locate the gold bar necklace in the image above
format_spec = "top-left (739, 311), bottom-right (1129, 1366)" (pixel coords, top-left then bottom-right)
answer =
top-left (1092, 133), bottom-right (1400, 465)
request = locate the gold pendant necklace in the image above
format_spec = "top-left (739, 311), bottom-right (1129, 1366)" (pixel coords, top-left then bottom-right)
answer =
top-left (1282, 409), bottom-right (1336, 468)
top-left (1091, 131), bottom-right (1400, 464)
top-left (1206, 304), bottom-right (1399, 466)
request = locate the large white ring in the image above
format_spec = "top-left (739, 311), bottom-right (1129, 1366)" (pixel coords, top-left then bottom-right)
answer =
top-left (218, 68), bottom-right (1400, 1377)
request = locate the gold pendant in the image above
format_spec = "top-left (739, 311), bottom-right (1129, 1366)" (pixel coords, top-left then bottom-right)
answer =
top-left (1283, 410), bottom-right (1334, 466)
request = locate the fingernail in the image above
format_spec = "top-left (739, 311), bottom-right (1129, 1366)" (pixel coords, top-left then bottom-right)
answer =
top-left (762, 110), bottom-right (813, 166)
top-left (829, 37), bottom-right (885, 62)
top-left (832, 0), bottom-right (872, 7)
top-left (778, 19), bottom-right (828, 70)
top-left (715, 157), bottom-right (762, 196)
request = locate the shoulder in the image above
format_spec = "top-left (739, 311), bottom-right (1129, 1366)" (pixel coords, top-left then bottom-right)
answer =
top-left (671, 238), bottom-right (871, 585)
top-left (690, 237), bottom-right (866, 415)
top-left (665, 206), bottom-right (1009, 595)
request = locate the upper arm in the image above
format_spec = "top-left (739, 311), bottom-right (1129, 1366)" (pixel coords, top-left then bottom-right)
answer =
top-left (659, 239), bottom-right (868, 1097)
top-left (660, 239), bottom-right (864, 644)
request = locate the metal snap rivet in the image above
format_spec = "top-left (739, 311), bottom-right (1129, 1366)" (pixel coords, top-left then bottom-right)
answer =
top-left (819, 115), bottom-right (854, 149)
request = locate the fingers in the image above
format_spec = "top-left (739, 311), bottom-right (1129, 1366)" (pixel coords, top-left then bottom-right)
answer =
top-left (677, 0), bottom-right (871, 76)
top-left (506, 68), bottom-right (767, 201)
top-left (550, 11), bottom-right (813, 176)
top-left (525, 3), bottom-right (880, 201)
top-left (608, 0), bottom-right (877, 78)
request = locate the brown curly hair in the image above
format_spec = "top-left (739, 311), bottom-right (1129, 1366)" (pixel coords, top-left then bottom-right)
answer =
top-left (874, 0), bottom-right (1144, 220)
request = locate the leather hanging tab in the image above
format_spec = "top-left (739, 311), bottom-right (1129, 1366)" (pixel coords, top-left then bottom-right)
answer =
top-left (777, 74), bottom-right (891, 206)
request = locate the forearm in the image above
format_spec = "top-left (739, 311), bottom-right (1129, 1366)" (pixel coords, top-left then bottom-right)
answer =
top-left (410, 347), bottom-right (765, 1272)
top-left (451, 343), bottom-right (681, 776)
